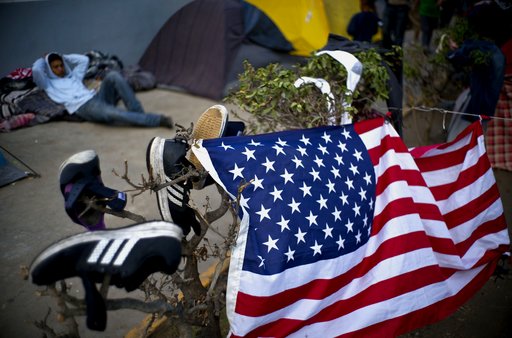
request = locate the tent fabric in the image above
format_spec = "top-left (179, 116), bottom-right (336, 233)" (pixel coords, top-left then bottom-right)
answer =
top-left (242, 2), bottom-right (293, 52)
top-left (0, 151), bottom-right (27, 187)
top-left (139, 0), bottom-right (245, 100)
top-left (324, 0), bottom-right (360, 39)
top-left (246, 0), bottom-right (329, 56)
top-left (224, 42), bottom-right (305, 95)
top-left (138, 1), bottom-right (395, 104)
top-left (139, 0), bottom-right (309, 100)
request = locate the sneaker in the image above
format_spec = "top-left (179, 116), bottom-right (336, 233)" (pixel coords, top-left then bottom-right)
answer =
top-left (193, 120), bottom-right (246, 188)
top-left (59, 150), bottom-right (127, 231)
top-left (30, 221), bottom-right (183, 289)
top-left (159, 115), bottom-right (174, 129)
top-left (146, 137), bottom-right (201, 236)
top-left (224, 121), bottom-right (246, 137)
top-left (30, 221), bottom-right (183, 331)
top-left (187, 105), bottom-right (228, 189)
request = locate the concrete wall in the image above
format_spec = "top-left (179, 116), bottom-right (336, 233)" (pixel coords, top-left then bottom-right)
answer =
top-left (0, 0), bottom-right (191, 76)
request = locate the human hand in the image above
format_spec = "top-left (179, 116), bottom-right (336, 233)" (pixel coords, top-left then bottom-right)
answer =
top-left (448, 38), bottom-right (458, 50)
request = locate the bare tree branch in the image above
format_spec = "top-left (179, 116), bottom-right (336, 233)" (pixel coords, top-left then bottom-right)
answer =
top-left (32, 136), bottom-right (244, 337)
top-left (80, 196), bottom-right (146, 223)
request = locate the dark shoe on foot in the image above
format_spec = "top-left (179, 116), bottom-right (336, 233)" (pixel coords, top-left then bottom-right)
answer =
top-left (159, 115), bottom-right (174, 129)
top-left (59, 150), bottom-right (127, 231)
top-left (146, 136), bottom-right (201, 236)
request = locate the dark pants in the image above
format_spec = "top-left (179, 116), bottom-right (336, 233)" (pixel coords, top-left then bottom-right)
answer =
top-left (420, 15), bottom-right (439, 49)
top-left (382, 4), bottom-right (409, 48)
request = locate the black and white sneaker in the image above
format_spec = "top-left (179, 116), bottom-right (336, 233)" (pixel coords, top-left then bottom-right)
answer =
top-left (59, 150), bottom-right (127, 231)
top-left (30, 221), bottom-right (183, 291)
top-left (30, 221), bottom-right (183, 331)
top-left (146, 137), bottom-right (201, 236)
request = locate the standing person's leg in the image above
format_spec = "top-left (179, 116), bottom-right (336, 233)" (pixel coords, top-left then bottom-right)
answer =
top-left (439, 0), bottom-right (456, 28)
top-left (382, 4), bottom-right (395, 48)
top-left (420, 16), bottom-right (437, 49)
top-left (96, 71), bottom-right (144, 112)
top-left (447, 88), bottom-right (472, 141)
top-left (76, 98), bottom-right (162, 127)
top-left (420, 15), bottom-right (429, 48)
top-left (374, 0), bottom-right (386, 20)
top-left (394, 5), bottom-right (409, 46)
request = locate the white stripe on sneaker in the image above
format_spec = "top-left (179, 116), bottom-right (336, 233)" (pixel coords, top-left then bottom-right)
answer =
top-left (100, 239), bottom-right (125, 265)
top-left (168, 193), bottom-right (182, 206)
top-left (170, 183), bottom-right (184, 194)
top-left (113, 238), bottom-right (139, 266)
top-left (30, 222), bottom-right (184, 277)
top-left (87, 238), bottom-right (140, 266)
top-left (168, 185), bottom-right (184, 199)
top-left (167, 184), bottom-right (185, 206)
top-left (87, 239), bottom-right (110, 264)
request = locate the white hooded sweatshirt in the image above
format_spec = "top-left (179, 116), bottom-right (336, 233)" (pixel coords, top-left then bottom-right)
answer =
top-left (32, 53), bottom-right (95, 114)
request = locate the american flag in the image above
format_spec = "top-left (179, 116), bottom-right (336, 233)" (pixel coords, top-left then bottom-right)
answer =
top-left (193, 117), bottom-right (510, 337)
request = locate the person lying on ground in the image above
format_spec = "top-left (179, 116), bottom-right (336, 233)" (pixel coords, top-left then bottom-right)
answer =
top-left (32, 52), bottom-right (173, 128)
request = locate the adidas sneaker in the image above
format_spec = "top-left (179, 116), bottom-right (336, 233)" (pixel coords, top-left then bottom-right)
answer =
top-left (30, 221), bottom-right (183, 331)
top-left (146, 137), bottom-right (201, 236)
top-left (30, 221), bottom-right (183, 291)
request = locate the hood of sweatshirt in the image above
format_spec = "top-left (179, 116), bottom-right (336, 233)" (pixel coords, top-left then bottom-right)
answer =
top-left (33, 53), bottom-right (95, 113)
top-left (44, 52), bottom-right (72, 79)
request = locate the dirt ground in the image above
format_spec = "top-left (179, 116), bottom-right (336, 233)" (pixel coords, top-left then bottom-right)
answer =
top-left (0, 88), bottom-right (510, 337)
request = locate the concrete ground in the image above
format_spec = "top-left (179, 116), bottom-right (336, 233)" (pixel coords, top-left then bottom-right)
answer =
top-left (0, 89), bottom-right (222, 337)
top-left (0, 88), bottom-right (510, 337)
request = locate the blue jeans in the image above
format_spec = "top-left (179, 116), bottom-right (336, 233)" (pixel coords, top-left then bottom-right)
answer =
top-left (76, 71), bottom-right (161, 127)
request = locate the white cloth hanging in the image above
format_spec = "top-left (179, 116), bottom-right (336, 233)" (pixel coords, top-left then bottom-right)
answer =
top-left (294, 50), bottom-right (363, 125)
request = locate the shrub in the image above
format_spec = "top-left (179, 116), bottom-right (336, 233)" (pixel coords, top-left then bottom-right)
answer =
top-left (225, 48), bottom-right (399, 134)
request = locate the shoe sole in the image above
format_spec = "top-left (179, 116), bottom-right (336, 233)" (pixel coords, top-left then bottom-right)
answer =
top-left (187, 105), bottom-right (228, 172)
top-left (30, 221), bottom-right (183, 278)
top-left (59, 149), bottom-right (98, 183)
top-left (147, 136), bottom-right (174, 223)
top-left (59, 150), bottom-right (97, 174)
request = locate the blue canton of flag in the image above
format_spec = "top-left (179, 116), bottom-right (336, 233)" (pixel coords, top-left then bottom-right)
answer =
top-left (202, 125), bottom-right (376, 275)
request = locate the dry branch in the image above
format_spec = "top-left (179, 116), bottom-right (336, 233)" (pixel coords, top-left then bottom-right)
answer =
top-left (32, 124), bottom-right (241, 336)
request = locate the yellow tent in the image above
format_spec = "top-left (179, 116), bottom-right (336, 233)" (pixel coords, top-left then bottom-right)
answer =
top-left (324, 0), bottom-right (360, 38)
top-left (245, 1), bottom-right (381, 56)
top-left (245, 0), bottom-right (329, 56)
top-left (324, 0), bottom-right (382, 42)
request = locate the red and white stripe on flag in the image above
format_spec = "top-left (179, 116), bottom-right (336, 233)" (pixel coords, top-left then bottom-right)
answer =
top-left (193, 117), bottom-right (509, 337)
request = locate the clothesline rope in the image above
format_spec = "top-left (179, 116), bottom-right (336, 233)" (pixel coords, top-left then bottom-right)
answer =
top-left (378, 105), bottom-right (512, 122)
